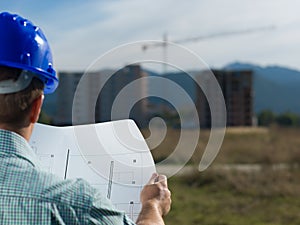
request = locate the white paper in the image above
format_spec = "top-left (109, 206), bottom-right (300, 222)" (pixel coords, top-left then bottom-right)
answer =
top-left (29, 119), bottom-right (156, 221)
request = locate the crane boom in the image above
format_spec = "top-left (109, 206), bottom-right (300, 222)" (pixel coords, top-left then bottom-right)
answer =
top-left (175, 25), bottom-right (275, 44)
top-left (142, 25), bottom-right (275, 51)
top-left (141, 25), bottom-right (275, 74)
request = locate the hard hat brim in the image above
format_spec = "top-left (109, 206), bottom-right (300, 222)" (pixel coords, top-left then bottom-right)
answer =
top-left (0, 61), bottom-right (58, 94)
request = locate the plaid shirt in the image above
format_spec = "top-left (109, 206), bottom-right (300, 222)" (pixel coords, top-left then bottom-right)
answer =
top-left (0, 129), bottom-right (136, 225)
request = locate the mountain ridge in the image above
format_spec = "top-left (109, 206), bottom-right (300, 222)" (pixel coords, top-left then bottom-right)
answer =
top-left (144, 62), bottom-right (300, 114)
top-left (223, 62), bottom-right (300, 113)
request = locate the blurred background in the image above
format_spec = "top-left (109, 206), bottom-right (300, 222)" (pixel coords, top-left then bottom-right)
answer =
top-left (3, 0), bottom-right (300, 224)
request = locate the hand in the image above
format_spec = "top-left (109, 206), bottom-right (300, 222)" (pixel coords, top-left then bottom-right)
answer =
top-left (140, 173), bottom-right (171, 216)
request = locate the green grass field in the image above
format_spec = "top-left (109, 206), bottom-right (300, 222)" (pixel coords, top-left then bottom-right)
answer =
top-left (142, 126), bottom-right (300, 225)
top-left (164, 168), bottom-right (300, 225)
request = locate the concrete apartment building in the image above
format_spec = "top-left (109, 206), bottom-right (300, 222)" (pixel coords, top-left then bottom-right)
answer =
top-left (97, 65), bottom-right (148, 128)
top-left (196, 69), bottom-right (254, 127)
top-left (55, 71), bottom-right (103, 125)
top-left (52, 65), bottom-right (148, 127)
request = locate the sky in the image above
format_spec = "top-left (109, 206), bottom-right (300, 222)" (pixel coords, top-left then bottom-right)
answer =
top-left (1, 0), bottom-right (300, 72)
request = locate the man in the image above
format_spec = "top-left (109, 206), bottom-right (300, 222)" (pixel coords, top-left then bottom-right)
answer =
top-left (0, 12), bottom-right (171, 224)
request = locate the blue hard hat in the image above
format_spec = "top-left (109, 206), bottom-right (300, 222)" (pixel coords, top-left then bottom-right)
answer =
top-left (0, 12), bottom-right (58, 94)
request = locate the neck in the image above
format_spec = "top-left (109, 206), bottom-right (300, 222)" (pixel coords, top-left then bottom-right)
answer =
top-left (0, 123), bottom-right (34, 141)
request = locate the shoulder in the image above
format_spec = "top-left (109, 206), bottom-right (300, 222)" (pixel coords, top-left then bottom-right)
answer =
top-left (3, 165), bottom-right (136, 224)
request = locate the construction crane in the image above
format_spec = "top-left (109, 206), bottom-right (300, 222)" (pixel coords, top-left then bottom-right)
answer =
top-left (142, 25), bottom-right (275, 74)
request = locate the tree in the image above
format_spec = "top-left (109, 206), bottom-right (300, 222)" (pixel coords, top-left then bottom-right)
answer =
top-left (257, 110), bottom-right (276, 126)
top-left (276, 112), bottom-right (300, 127)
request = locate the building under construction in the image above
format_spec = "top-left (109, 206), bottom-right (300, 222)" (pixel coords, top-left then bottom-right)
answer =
top-left (196, 69), bottom-right (254, 127)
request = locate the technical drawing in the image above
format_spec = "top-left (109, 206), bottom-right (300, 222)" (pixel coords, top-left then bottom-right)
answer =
top-left (29, 119), bottom-right (156, 221)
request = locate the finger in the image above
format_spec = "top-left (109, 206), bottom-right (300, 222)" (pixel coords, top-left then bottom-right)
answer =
top-left (156, 174), bottom-right (168, 187)
top-left (147, 173), bottom-right (159, 184)
top-left (156, 174), bottom-right (166, 182)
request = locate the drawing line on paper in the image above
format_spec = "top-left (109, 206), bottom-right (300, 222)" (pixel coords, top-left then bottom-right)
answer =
top-left (107, 160), bottom-right (114, 199)
top-left (64, 149), bottom-right (70, 179)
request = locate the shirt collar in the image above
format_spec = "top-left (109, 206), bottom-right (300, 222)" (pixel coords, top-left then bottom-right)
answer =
top-left (0, 129), bottom-right (42, 169)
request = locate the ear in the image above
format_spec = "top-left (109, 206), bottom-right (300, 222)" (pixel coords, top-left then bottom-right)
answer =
top-left (30, 94), bottom-right (44, 123)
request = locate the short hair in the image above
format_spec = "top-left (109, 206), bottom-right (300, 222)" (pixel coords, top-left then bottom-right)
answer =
top-left (0, 66), bottom-right (44, 128)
